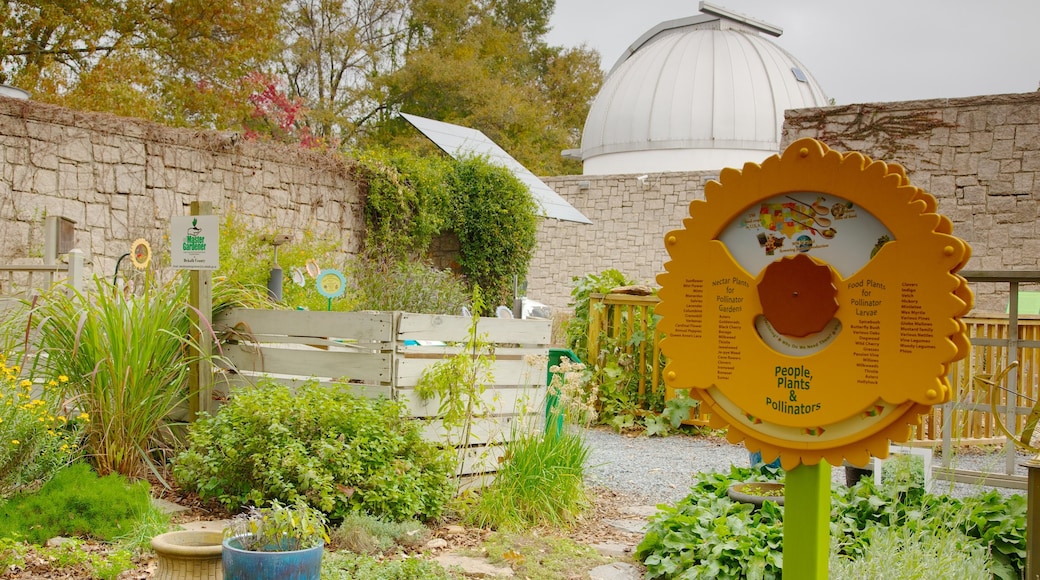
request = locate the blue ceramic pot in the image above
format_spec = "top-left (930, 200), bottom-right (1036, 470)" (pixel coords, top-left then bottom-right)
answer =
top-left (222, 535), bottom-right (323, 580)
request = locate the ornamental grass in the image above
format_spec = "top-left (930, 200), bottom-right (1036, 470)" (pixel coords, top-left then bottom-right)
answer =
top-left (29, 275), bottom-right (204, 481)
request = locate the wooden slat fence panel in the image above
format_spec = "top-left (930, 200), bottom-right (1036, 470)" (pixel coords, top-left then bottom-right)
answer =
top-left (212, 308), bottom-right (551, 481)
top-left (586, 295), bottom-right (1040, 444)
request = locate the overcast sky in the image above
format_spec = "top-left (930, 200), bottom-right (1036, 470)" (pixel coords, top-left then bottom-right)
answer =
top-left (545, 0), bottom-right (1040, 105)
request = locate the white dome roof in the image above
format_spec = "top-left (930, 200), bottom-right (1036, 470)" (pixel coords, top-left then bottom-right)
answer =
top-left (574, 4), bottom-right (829, 174)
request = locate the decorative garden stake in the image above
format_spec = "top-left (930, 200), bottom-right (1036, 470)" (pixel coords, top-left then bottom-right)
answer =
top-left (657, 138), bottom-right (973, 579)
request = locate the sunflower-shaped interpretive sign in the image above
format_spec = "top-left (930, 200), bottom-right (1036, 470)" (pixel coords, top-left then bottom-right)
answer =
top-left (656, 138), bottom-right (972, 470)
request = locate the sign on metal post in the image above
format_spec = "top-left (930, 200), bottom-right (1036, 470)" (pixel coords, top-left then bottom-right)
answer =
top-left (656, 138), bottom-right (973, 579)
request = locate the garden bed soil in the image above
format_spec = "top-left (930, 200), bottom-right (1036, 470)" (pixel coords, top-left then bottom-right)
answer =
top-left (0, 486), bottom-right (645, 579)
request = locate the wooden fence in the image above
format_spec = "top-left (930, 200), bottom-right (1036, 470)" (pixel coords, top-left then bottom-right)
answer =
top-left (0, 249), bottom-right (84, 303)
top-left (587, 293), bottom-right (1040, 445)
top-left (212, 308), bottom-right (551, 480)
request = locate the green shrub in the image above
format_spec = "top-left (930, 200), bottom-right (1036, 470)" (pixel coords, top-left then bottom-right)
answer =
top-left (330, 513), bottom-right (430, 554)
top-left (448, 156), bottom-right (538, 312)
top-left (348, 256), bottom-right (469, 314)
top-left (463, 428), bottom-right (590, 531)
top-left (564, 269), bottom-right (634, 363)
top-left (0, 356), bottom-right (84, 499)
top-left (637, 467), bottom-right (784, 579)
top-left (636, 467), bottom-right (1026, 580)
top-left (173, 380), bottom-right (455, 521)
top-left (356, 150), bottom-right (538, 314)
top-left (0, 462), bottom-right (164, 544)
top-left (215, 212), bottom-right (349, 312)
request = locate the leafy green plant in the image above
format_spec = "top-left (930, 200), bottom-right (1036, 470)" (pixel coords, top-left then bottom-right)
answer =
top-left (637, 467), bottom-right (1027, 579)
top-left (564, 269), bottom-right (634, 363)
top-left (347, 255), bottom-right (469, 314)
top-left (225, 499), bottom-right (329, 552)
top-left (355, 149), bottom-right (454, 262)
top-left (0, 356), bottom-right (84, 499)
top-left (416, 287), bottom-right (497, 475)
top-left (463, 427), bottom-right (591, 531)
top-left (637, 467), bottom-right (784, 579)
top-left (215, 211), bottom-right (348, 312)
top-left (645, 389), bottom-right (700, 437)
top-left (173, 379), bottom-right (455, 521)
top-left (356, 151), bottom-right (538, 313)
top-left (448, 156), bottom-right (538, 312)
top-left (29, 275), bottom-right (204, 480)
top-left (0, 462), bottom-right (163, 545)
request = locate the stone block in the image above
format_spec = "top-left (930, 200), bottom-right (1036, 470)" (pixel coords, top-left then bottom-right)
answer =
top-left (990, 138), bottom-right (1014, 160)
top-left (1013, 172), bottom-right (1034, 194)
top-left (111, 209), bottom-right (128, 239)
top-left (1016, 125), bottom-right (1040, 149)
top-left (32, 167), bottom-right (57, 195)
top-left (122, 141), bottom-right (146, 165)
top-left (976, 159), bottom-right (1000, 181)
top-left (948, 131), bottom-right (970, 147)
top-left (86, 203), bottom-right (109, 228)
top-left (970, 131), bottom-right (993, 153)
top-left (1007, 104), bottom-right (1040, 125)
top-left (115, 164), bottom-right (145, 195)
top-left (988, 180), bottom-right (1014, 196)
top-left (993, 125), bottom-right (1016, 140)
top-left (95, 144), bottom-right (121, 164)
top-left (94, 164), bottom-right (116, 194)
top-left (999, 159), bottom-right (1022, 174)
top-left (58, 136), bottom-right (93, 163)
top-left (952, 152), bottom-right (977, 175)
top-left (987, 195), bottom-right (1017, 214)
top-left (1022, 151), bottom-right (1040, 171)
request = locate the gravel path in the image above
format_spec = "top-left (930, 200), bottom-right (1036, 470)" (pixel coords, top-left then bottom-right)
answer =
top-left (582, 426), bottom-right (1030, 506)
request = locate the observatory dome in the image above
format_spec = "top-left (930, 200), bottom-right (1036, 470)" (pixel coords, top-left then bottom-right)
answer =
top-left (571, 3), bottom-right (829, 174)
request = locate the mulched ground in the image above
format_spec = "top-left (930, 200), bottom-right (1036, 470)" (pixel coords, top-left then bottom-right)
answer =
top-left (1, 484), bottom-right (646, 579)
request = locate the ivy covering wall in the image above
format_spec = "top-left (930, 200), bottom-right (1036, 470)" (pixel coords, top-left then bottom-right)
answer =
top-left (355, 149), bottom-right (538, 312)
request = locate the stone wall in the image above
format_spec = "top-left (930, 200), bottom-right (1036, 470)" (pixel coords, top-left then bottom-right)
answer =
top-left (0, 97), bottom-right (362, 280)
top-left (784, 92), bottom-right (1040, 311)
top-left (4, 91), bottom-right (1037, 314)
top-left (533, 172), bottom-right (716, 309)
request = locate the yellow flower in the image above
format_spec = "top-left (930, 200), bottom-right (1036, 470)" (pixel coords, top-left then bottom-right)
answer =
top-left (10, 440), bottom-right (18, 445)
top-left (78, 412), bottom-right (90, 422)
top-left (19, 379), bottom-right (31, 388)
top-left (57, 415), bottom-right (67, 423)
top-left (58, 375), bottom-right (69, 383)
top-left (48, 380), bottom-right (58, 387)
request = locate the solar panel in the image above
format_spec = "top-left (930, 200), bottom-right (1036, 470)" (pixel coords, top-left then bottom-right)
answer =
top-left (791, 67), bottom-right (808, 83)
top-left (400, 113), bottom-right (592, 224)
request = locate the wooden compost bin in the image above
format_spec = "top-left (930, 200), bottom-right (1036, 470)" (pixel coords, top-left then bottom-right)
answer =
top-left (212, 308), bottom-right (551, 481)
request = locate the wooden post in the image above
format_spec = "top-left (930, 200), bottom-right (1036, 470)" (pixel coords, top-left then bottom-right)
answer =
top-left (1025, 458), bottom-right (1040, 580)
top-left (188, 201), bottom-right (214, 420)
top-left (783, 462), bottom-right (831, 579)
